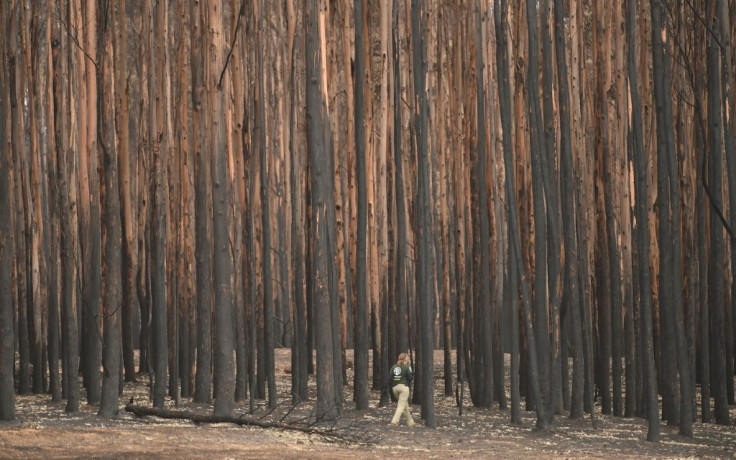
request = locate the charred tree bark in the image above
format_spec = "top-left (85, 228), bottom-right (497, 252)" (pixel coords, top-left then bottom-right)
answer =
top-left (150, 0), bottom-right (169, 410)
top-left (257, 1), bottom-right (277, 409)
top-left (473, 0), bottom-right (494, 409)
top-left (412, 0), bottom-right (436, 428)
top-left (631, 0), bottom-right (659, 441)
top-left (306, 0), bottom-right (339, 422)
top-left (554, 0), bottom-right (584, 420)
top-left (98, 0), bottom-right (122, 417)
top-left (706, 0), bottom-right (731, 426)
top-left (193, 0), bottom-right (212, 405)
top-left (209, 0), bottom-right (235, 417)
top-left (117, 0), bottom-right (136, 385)
top-left (494, 0), bottom-right (520, 424)
top-left (353, 0), bottom-right (370, 412)
top-left (0, 3), bottom-right (15, 417)
top-left (525, 0), bottom-right (550, 423)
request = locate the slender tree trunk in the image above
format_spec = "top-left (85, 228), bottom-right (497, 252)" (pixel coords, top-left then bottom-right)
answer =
top-left (193, 0), bottom-right (212, 405)
top-left (553, 0), bottom-right (584, 420)
top-left (525, 0), bottom-right (550, 423)
top-left (353, 0), bottom-right (370, 412)
top-left (81, 0), bottom-right (102, 407)
top-left (541, 0), bottom-right (563, 419)
top-left (47, 4), bottom-right (61, 402)
top-left (98, 0), bottom-right (122, 416)
top-left (630, 0), bottom-right (659, 440)
top-left (706, 0), bottom-right (731, 426)
top-left (208, 0), bottom-right (235, 417)
top-left (257, 1), bottom-right (277, 408)
top-left (717, 0), bottom-right (736, 408)
top-left (411, 0), bottom-right (436, 428)
top-left (0, 1), bottom-right (15, 416)
top-left (117, 0), bottom-right (136, 385)
top-left (150, 0), bottom-right (169, 409)
top-left (306, 0), bottom-right (339, 422)
top-left (473, 0), bottom-right (494, 409)
top-left (61, 0), bottom-right (80, 409)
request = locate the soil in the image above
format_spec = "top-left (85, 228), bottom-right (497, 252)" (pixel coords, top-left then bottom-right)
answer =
top-left (1, 350), bottom-right (734, 459)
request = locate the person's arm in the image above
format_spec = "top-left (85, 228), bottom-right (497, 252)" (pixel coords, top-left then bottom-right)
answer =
top-left (406, 364), bottom-right (414, 383)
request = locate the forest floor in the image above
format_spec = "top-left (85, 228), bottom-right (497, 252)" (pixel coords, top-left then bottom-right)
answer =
top-left (1, 350), bottom-right (735, 459)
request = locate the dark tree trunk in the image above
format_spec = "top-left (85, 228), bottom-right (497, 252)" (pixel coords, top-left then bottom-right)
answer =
top-left (257, 14), bottom-right (277, 408)
top-left (650, 1), bottom-right (679, 426)
top-left (119, 0), bottom-right (137, 385)
top-left (541, 0), bottom-right (562, 420)
top-left (412, 0), bottom-right (436, 428)
top-left (0, 11), bottom-right (15, 416)
top-left (494, 0), bottom-right (519, 424)
top-left (288, 0), bottom-right (308, 404)
top-left (593, 0), bottom-right (612, 417)
top-left (47, 6), bottom-right (63, 404)
top-left (210, 0), bottom-right (235, 417)
top-left (150, 0), bottom-right (169, 411)
top-left (392, 0), bottom-right (408, 358)
top-left (631, 0), bottom-right (659, 440)
top-left (526, 0), bottom-right (551, 422)
top-left (706, 0), bottom-right (731, 426)
top-left (473, 0), bottom-right (493, 409)
top-left (353, 0), bottom-right (369, 412)
top-left (306, 0), bottom-right (339, 422)
top-left (553, 0), bottom-right (584, 420)
top-left (603, 120), bottom-right (623, 419)
top-left (98, 0), bottom-right (122, 416)
top-left (654, 0), bottom-right (692, 435)
top-left (193, 0), bottom-right (212, 405)
top-left (624, 129), bottom-right (637, 419)
top-left (81, 0), bottom-right (103, 407)
top-left (717, 0), bottom-right (736, 408)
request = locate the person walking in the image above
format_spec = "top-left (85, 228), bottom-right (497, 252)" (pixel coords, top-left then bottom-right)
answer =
top-left (388, 352), bottom-right (415, 427)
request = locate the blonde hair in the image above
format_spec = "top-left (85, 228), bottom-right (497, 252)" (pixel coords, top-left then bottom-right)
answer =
top-left (397, 353), bottom-right (409, 365)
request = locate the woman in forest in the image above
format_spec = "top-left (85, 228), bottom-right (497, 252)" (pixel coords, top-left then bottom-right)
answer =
top-left (387, 353), bottom-right (415, 427)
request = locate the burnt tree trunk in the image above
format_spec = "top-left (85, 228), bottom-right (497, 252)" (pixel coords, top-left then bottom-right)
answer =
top-left (353, 0), bottom-right (370, 411)
top-left (631, 0), bottom-right (659, 441)
top-left (306, 0), bottom-right (339, 422)
top-left (193, 0), bottom-right (212, 405)
top-left (554, 0), bottom-right (584, 420)
top-left (0, 3), bottom-right (15, 417)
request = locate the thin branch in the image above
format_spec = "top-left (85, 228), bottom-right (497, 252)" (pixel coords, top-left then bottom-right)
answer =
top-left (679, 0), bottom-right (723, 50)
top-left (218, 0), bottom-right (246, 89)
top-left (50, 2), bottom-right (99, 70)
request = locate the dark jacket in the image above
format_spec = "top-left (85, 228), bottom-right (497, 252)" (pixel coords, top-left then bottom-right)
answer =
top-left (387, 363), bottom-right (414, 388)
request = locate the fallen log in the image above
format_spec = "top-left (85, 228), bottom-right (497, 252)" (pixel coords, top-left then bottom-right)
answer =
top-left (124, 404), bottom-right (351, 443)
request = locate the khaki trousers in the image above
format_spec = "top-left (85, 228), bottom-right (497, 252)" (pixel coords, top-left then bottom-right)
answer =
top-left (391, 384), bottom-right (415, 426)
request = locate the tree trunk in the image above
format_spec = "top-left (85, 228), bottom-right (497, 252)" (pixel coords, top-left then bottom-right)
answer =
top-left (257, 0), bottom-right (277, 409)
top-left (553, 0), bottom-right (584, 420)
top-left (192, 0), bottom-right (212, 405)
top-left (473, 0), bottom-right (493, 409)
top-left (81, 0), bottom-right (102, 407)
top-left (117, 0), bottom-right (137, 385)
top-left (209, 0), bottom-right (235, 417)
top-left (0, 1), bottom-right (15, 416)
top-left (412, 0), bottom-right (436, 428)
top-left (706, 0), bottom-right (731, 426)
top-left (150, 0), bottom-right (169, 409)
top-left (717, 0), bottom-right (736, 408)
top-left (306, 0), bottom-right (339, 422)
top-left (353, 0), bottom-right (370, 412)
top-left (630, 0), bottom-right (660, 440)
top-left (525, 0), bottom-right (550, 425)
top-left (98, 0), bottom-right (122, 416)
